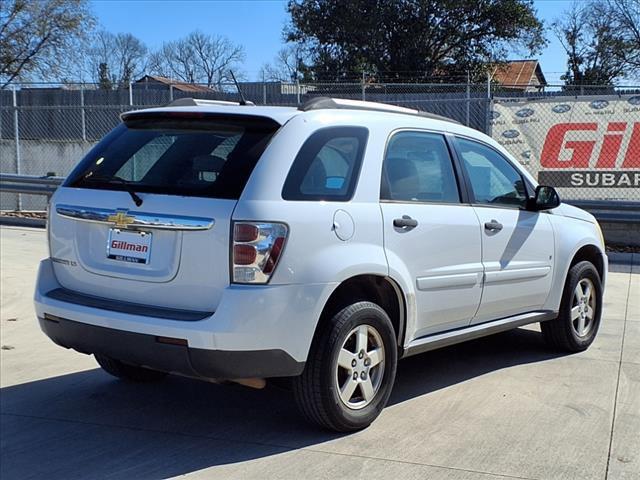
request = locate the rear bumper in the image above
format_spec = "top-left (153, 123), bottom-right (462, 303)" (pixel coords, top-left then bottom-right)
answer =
top-left (35, 258), bottom-right (337, 378)
top-left (39, 314), bottom-right (303, 379)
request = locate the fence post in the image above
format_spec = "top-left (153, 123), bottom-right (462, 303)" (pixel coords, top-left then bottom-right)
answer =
top-left (465, 71), bottom-right (471, 127)
top-left (80, 86), bottom-right (87, 142)
top-left (129, 82), bottom-right (133, 106)
top-left (12, 85), bottom-right (21, 211)
top-left (262, 72), bottom-right (267, 105)
top-left (296, 79), bottom-right (301, 105)
top-left (486, 72), bottom-right (492, 136)
top-left (362, 71), bottom-right (366, 101)
top-left (169, 84), bottom-right (174, 102)
top-left (486, 71), bottom-right (491, 99)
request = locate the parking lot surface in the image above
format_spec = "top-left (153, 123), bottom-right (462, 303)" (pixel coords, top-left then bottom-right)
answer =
top-left (0, 226), bottom-right (638, 480)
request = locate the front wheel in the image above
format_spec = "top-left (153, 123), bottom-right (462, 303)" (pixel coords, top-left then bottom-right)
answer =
top-left (293, 301), bottom-right (397, 432)
top-left (541, 260), bottom-right (603, 352)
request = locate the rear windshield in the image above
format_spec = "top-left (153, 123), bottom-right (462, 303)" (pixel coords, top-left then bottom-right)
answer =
top-left (65, 113), bottom-right (280, 199)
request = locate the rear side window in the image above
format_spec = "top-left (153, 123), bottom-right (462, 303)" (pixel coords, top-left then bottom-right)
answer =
top-left (282, 127), bottom-right (368, 201)
top-left (65, 113), bottom-right (280, 199)
top-left (381, 131), bottom-right (460, 203)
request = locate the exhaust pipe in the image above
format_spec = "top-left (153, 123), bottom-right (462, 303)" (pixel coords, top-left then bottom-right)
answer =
top-left (232, 378), bottom-right (266, 389)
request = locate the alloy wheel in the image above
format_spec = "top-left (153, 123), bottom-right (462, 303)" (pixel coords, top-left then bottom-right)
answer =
top-left (571, 278), bottom-right (596, 337)
top-left (335, 324), bottom-right (386, 410)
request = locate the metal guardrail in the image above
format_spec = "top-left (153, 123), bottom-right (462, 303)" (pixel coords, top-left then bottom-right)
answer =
top-left (0, 173), bottom-right (64, 197)
top-left (0, 173), bottom-right (638, 224)
top-left (566, 200), bottom-right (640, 224)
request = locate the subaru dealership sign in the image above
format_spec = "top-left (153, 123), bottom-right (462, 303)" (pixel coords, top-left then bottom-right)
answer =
top-left (491, 96), bottom-right (640, 200)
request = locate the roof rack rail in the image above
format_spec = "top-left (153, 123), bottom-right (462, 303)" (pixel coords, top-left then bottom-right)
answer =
top-left (298, 97), bottom-right (460, 124)
top-left (167, 98), bottom-right (255, 107)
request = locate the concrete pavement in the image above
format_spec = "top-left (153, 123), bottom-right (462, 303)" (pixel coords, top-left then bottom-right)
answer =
top-left (1, 226), bottom-right (638, 480)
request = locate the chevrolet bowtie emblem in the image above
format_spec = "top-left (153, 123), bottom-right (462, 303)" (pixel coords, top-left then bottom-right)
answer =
top-left (107, 210), bottom-right (135, 228)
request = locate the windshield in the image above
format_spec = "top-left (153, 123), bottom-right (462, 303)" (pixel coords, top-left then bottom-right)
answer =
top-left (66, 114), bottom-right (280, 199)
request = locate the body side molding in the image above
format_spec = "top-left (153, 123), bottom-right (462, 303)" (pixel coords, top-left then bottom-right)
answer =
top-left (402, 310), bottom-right (557, 358)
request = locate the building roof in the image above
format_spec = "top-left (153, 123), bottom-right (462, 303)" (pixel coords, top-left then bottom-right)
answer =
top-left (135, 75), bottom-right (213, 93)
top-left (491, 60), bottom-right (547, 89)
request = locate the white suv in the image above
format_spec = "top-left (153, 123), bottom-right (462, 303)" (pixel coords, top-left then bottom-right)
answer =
top-left (35, 98), bottom-right (607, 431)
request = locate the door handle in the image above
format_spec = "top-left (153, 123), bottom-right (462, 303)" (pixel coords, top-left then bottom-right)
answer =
top-left (484, 220), bottom-right (503, 232)
top-left (393, 215), bottom-right (418, 229)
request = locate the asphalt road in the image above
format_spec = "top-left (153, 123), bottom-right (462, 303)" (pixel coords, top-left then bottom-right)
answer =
top-left (1, 226), bottom-right (638, 480)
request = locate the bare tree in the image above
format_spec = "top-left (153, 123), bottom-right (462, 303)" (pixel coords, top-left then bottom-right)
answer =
top-left (149, 31), bottom-right (245, 88)
top-left (149, 38), bottom-right (199, 83)
top-left (87, 30), bottom-right (148, 88)
top-left (554, 1), bottom-right (639, 85)
top-left (607, 0), bottom-right (640, 75)
top-left (189, 31), bottom-right (245, 86)
top-left (0, 0), bottom-right (94, 87)
top-left (260, 45), bottom-right (306, 82)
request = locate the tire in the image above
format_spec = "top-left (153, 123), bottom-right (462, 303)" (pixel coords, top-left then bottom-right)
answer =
top-left (95, 354), bottom-right (168, 382)
top-left (541, 260), bottom-right (603, 352)
top-left (293, 301), bottom-right (398, 432)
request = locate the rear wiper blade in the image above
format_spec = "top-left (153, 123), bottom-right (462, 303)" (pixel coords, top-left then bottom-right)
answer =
top-left (84, 174), bottom-right (143, 207)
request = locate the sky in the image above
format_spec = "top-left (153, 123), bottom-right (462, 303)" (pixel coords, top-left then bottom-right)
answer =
top-left (92, 0), bottom-right (579, 84)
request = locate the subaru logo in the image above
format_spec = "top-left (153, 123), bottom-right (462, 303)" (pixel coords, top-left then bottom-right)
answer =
top-left (490, 110), bottom-right (501, 120)
top-left (590, 100), bottom-right (609, 110)
top-left (552, 104), bottom-right (571, 114)
top-left (502, 129), bottom-right (520, 139)
top-left (628, 96), bottom-right (640, 106)
top-left (516, 108), bottom-right (535, 118)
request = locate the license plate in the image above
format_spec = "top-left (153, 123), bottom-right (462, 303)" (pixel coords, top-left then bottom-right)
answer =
top-left (107, 229), bottom-right (152, 264)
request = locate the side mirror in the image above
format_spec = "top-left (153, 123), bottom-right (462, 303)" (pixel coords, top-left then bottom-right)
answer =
top-left (528, 185), bottom-right (560, 211)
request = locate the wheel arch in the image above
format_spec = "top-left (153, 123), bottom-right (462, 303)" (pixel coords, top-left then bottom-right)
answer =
top-left (569, 244), bottom-right (605, 281)
top-left (315, 274), bottom-right (407, 351)
top-left (544, 239), bottom-right (606, 312)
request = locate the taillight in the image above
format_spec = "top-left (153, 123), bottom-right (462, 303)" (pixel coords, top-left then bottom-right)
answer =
top-left (231, 222), bottom-right (288, 284)
top-left (233, 244), bottom-right (257, 265)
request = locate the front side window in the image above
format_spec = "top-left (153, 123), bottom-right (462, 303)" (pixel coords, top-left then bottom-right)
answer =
top-left (455, 137), bottom-right (527, 208)
top-left (381, 131), bottom-right (460, 203)
top-left (282, 127), bottom-right (368, 201)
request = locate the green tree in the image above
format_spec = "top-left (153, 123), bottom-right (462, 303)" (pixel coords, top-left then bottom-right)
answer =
top-left (0, 0), bottom-right (94, 87)
top-left (97, 62), bottom-right (113, 90)
top-left (285, 0), bottom-right (546, 82)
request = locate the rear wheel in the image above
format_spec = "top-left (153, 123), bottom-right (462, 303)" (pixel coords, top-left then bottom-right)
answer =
top-left (541, 261), bottom-right (602, 352)
top-left (95, 354), bottom-right (168, 382)
top-left (293, 301), bottom-right (397, 431)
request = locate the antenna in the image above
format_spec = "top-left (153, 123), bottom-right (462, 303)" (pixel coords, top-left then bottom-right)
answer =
top-left (229, 70), bottom-right (247, 106)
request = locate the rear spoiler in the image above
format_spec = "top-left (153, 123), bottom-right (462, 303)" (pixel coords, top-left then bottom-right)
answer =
top-left (120, 110), bottom-right (281, 131)
top-left (165, 98), bottom-right (255, 107)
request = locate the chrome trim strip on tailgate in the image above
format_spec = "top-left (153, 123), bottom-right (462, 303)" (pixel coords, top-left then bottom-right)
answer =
top-left (56, 204), bottom-right (214, 231)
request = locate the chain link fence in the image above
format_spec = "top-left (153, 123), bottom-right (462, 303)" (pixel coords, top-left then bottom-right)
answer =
top-left (1, 81), bottom-right (639, 210)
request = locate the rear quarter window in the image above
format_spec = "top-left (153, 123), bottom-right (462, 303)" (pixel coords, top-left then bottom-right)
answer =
top-left (282, 126), bottom-right (369, 201)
